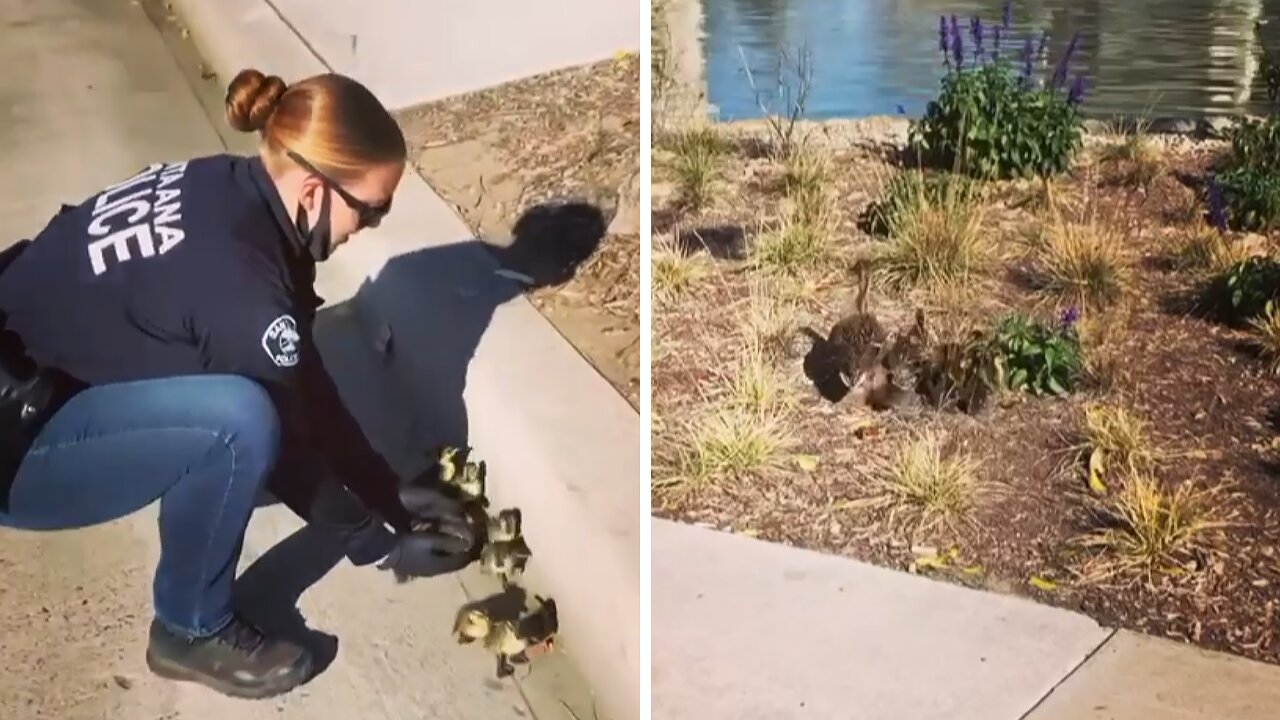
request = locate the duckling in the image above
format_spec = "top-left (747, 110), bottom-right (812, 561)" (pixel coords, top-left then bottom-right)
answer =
top-left (435, 445), bottom-right (465, 483)
top-left (484, 596), bottom-right (559, 678)
top-left (443, 459), bottom-right (488, 508)
top-left (918, 330), bottom-right (997, 414)
top-left (452, 607), bottom-right (492, 645)
top-left (483, 621), bottom-right (526, 678)
top-left (486, 508), bottom-right (522, 543)
top-left (480, 537), bottom-right (532, 586)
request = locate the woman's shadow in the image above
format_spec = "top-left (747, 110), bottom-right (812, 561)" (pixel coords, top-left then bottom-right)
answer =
top-left (229, 200), bottom-right (607, 682)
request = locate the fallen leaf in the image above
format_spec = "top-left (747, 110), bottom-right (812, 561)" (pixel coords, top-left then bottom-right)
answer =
top-left (1029, 576), bottom-right (1058, 591)
top-left (794, 454), bottom-right (820, 472)
top-left (739, 528), bottom-right (761, 538)
top-left (961, 565), bottom-right (985, 575)
top-left (1088, 448), bottom-right (1107, 495)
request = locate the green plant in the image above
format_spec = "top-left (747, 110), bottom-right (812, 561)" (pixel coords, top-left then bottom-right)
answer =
top-left (1206, 255), bottom-right (1280, 323)
top-left (989, 309), bottom-right (1084, 396)
top-left (907, 11), bottom-right (1087, 180)
top-left (1209, 116), bottom-right (1280, 232)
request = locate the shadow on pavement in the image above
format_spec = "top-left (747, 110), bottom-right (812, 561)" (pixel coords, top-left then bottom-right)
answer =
top-left (232, 200), bottom-right (605, 682)
top-left (487, 200), bottom-right (607, 289)
top-left (231, 523), bottom-right (345, 680)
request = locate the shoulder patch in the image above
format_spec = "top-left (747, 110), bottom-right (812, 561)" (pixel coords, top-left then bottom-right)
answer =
top-left (261, 314), bottom-right (301, 368)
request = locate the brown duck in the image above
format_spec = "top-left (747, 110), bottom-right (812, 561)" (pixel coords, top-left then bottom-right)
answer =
top-left (801, 262), bottom-right (888, 402)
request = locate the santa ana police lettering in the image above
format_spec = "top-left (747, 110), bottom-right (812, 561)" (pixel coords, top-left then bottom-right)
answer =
top-left (86, 161), bottom-right (189, 275)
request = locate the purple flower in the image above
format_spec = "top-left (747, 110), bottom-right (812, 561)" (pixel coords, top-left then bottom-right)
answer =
top-left (1067, 74), bottom-right (1087, 105)
top-left (1052, 32), bottom-right (1081, 90)
top-left (1021, 35), bottom-right (1035, 78)
top-left (992, 26), bottom-right (1003, 62)
top-left (1002, 1), bottom-right (1013, 30)
top-left (951, 15), bottom-right (964, 69)
top-left (940, 15), bottom-right (950, 57)
top-left (971, 17), bottom-right (985, 62)
top-left (1207, 177), bottom-right (1229, 232)
top-left (1061, 306), bottom-right (1080, 328)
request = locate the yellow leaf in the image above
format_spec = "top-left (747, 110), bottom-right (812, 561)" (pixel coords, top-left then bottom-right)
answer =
top-left (1029, 576), bottom-right (1058, 591)
top-left (739, 528), bottom-right (761, 538)
top-left (1088, 448), bottom-right (1107, 495)
top-left (961, 565), bottom-right (985, 576)
top-left (914, 554), bottom-right (951, 571)
top-left (795, 454), bottom-right (820, 472)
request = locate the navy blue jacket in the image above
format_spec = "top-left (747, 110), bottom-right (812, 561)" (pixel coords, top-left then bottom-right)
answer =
top-left (0, 154), bottom-right (410, 530)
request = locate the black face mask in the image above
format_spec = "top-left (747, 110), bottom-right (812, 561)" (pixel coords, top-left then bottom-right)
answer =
top-left (295, 185), bottom-right (334, 263)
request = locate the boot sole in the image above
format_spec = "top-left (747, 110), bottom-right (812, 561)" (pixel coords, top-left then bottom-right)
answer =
top-left (145, 647), bottom-right (314, 700)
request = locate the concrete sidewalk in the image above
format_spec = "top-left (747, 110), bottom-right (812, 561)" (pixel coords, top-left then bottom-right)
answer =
top-left (0, 0), bottom-right (628, 718)
top-left (175, 0), bottom-right (642, 113)
top-left (653, 519), bottom-right (1280, 720)
top-left (167, 1), bottom-right (643, 718)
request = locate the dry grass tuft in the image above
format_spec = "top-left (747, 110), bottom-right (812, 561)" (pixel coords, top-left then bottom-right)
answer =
top-left (1075, 474), bottom-right (1235, 583)
top-left (841, 432), bottom-right (988, 538)
top-left (653, 235), bottom-right (710, 303)
top-left (664, 126), bottom-right (726, 210)
top-left (873, 170), bottom-right (992, 289)
top-left (1029, 211), bottom-right (1129, 309)
top-left (1083, 404), bottom-right (1157, 480)
top-left (1173, 226), bottom-right (1253, 274)
top-left (1247, 302), bottom-right (1280, 374)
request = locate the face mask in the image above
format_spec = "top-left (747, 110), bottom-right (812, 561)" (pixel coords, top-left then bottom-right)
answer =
top-left (295, 184), bottom-right (335, 263)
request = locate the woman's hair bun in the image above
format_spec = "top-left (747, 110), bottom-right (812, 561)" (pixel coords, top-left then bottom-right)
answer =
top-left (225, 68), bottom-right (288, 133)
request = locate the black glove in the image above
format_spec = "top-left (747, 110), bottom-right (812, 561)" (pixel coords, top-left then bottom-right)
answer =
top-left (377, 482), bottom-right (477, 581)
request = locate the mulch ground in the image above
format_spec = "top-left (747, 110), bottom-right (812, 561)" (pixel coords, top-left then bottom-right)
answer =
top-left (396, 55), bottom-right (640, 408)
top-left (651, 118), bottom-right (1280, 664)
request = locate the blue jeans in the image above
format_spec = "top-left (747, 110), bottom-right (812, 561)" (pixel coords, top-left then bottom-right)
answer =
top-left (0, 374), bottom-right (394, 639)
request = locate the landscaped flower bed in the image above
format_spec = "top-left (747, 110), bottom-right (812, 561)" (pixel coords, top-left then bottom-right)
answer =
top-left (652, 4), bottom-right (1280, 664)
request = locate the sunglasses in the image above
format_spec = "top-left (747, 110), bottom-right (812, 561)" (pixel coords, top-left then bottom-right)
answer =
top-left (286, 149), bottom-right (392, 229)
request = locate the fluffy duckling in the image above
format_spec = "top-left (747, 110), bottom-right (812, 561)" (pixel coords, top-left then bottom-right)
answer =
top-left (453, 607), bottom-right (492, 645)
top-left (480, 537), bottom-right (532, 586)
top-left (484, 596), bottom-right (559, 678)
top-left (486, 508), bottom-right (522, 543)
top-left (441, 459), bottom-right (487, 508)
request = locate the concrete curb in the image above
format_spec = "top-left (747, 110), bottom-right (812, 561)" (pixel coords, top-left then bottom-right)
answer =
top-left (168, 2), bottom-right (641, 718)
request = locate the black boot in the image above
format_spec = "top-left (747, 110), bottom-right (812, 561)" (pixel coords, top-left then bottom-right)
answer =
top-left (145, 615), bottom-right (313, 699)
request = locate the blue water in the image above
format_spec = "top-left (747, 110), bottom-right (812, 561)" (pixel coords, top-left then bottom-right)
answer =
top-left (701, 0), bottom-right (1280, 120)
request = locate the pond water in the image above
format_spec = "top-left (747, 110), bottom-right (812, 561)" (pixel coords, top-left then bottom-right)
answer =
top-left (700, 0), bottom-right (1280, 120)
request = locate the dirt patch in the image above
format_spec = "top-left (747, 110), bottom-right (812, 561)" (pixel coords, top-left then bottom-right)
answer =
top-left (652, 117), bottom-right (1280, 665)
top-left (395, 55), bottom-right (641, 409)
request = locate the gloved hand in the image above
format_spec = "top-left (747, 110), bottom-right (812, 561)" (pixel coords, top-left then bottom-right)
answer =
top-left (377, 481), bottom-right (478, 581)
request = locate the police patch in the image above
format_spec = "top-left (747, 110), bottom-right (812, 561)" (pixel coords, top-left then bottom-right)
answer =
top-left (261, 314), bottom-right (301, 368)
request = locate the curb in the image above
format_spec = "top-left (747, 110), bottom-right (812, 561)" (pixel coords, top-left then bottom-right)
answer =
top-left (168, 2), bottom-right (641, 718)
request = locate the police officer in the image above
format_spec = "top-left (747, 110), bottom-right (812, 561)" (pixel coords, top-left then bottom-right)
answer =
top-left (0, 68), bottom-right (474, 699)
